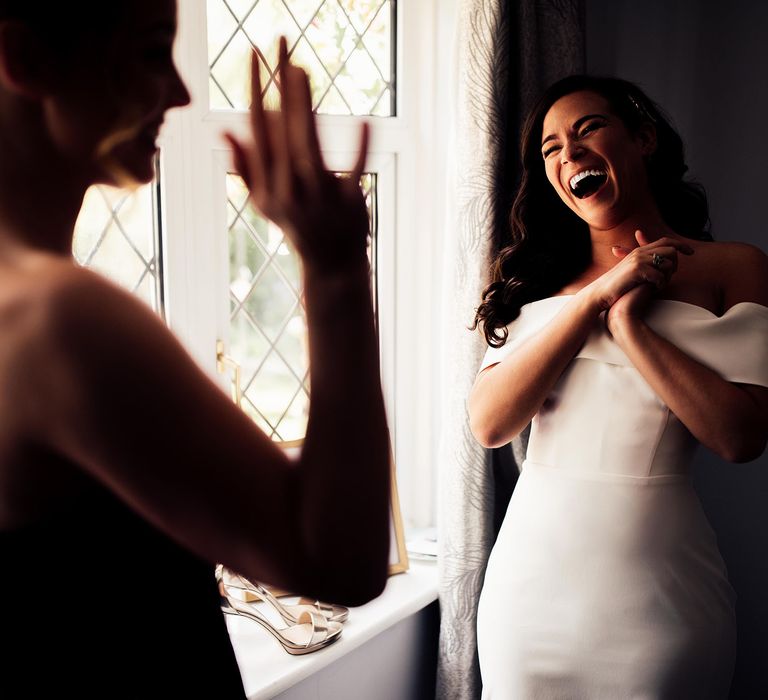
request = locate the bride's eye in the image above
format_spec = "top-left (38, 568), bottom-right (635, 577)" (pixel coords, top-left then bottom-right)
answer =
top-left (579, 121), bottom-right (602, 138)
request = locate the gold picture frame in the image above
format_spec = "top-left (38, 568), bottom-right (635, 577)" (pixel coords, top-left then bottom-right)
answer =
top-left (388, 450), bottom-right (409, 575)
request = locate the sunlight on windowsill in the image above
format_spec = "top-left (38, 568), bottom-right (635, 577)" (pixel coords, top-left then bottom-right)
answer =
top-left (226, 559), bottom-right (437, 700)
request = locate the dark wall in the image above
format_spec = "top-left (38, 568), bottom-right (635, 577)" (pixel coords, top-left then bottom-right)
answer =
top-left (586, 2), bottom-right (768, 698)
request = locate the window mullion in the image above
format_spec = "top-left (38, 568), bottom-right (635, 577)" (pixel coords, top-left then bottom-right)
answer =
top-left (161, 0), bottom-right (228, 378)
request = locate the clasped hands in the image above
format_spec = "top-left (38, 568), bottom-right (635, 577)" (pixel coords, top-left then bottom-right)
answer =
top-left (592, 230), bottom-right (695, 339)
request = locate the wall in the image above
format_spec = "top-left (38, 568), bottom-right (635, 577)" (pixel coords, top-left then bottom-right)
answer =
top-left (586, 2), bottom-right (768, 697)
top-left (273, 603), bottom-right (439, 700)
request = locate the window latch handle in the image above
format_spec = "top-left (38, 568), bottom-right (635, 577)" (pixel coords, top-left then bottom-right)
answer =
top-left (216, 339), bottom-right (242, 408)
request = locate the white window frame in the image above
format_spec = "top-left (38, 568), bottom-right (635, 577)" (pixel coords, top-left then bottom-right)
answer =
top-left (157, 0), bottom-right (443, 530)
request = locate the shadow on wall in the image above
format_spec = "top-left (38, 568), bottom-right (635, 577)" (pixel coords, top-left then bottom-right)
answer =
top-left (586, 1), bottom-right (768, 697)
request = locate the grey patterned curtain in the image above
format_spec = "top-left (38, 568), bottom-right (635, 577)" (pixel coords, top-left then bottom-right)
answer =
top-left (437, 2), bottom-right (584, 698)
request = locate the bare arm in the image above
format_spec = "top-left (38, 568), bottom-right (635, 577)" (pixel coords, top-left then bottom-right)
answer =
top-left (607, 319), bottom-right (768, 461)
top-left (468, 290), bottom-right (602, 447)
top-left (469, 235), bottom-right (695, 448)
top-left (606, 241), bottom-right (768, 463)
top-left (27, 44), bottom-right (389, 606)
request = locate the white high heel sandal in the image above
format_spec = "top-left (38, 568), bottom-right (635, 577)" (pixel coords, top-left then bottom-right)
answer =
top-left (219, 565), bottom-right (350, 624)
top-left (216, 565), bottom-right (343, 655)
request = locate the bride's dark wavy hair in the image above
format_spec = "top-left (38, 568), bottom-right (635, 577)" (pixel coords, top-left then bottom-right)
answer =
top-left (473, 75), bottom-right (711, 348)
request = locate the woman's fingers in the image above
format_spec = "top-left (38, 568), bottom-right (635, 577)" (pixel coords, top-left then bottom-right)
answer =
top-left (646, 245), bottom-right (678, 273)
top-left (351, 121), bottom-right (370, 182)
top-left (292, 76), bottom-right (324, 176)
top-left (276, 36), bottom-right (329, 185)
top-left (276, 37), bottom-right (291, 154)
top-left (635, 229), bottom-right (649, 246)
top-left (225, 37), bottom-right (371, 267)
top-left (635, 230), bottom-right (694, 255)
top-left (616, 242), bottom-right (677, 291)
top-left (223, 133), bottom-right (253, 189)
top-left (659, 238), bottom-right (694, 255)
top-left (630, 231), bottom-right (693, 279)
top-left (249, 49), bottom-right (271, 174)
top-left (642, 267), bottom-right (667, 289)
top-left (273, 37), bottom-right (294, 189)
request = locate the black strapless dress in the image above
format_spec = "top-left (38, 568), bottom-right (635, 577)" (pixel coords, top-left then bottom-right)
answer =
top-left (0, 485), bottom-right (246, 699)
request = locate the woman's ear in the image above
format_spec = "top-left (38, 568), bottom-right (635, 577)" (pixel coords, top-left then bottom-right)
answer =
top-left (636, 121), bottom-right (657, 158)
top-left (0, 21), bottom-right (54, 98)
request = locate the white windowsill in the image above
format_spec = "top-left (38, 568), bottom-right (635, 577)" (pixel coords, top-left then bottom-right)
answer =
top-left (226, 559), bottom-right (438, 700)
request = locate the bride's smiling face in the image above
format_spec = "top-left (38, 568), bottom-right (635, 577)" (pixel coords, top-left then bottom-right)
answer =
top-left (540, 90), bottom-right (656, 231)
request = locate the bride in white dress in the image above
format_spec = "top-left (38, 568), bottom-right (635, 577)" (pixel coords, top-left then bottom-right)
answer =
top-left (469, 76), bottom-right (768, 699)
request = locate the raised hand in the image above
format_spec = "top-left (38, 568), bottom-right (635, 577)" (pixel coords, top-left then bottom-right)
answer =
top-left (224, 37), bottom-right (371, 274)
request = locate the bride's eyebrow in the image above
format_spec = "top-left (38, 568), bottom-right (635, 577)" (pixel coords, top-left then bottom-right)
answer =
top-left (541, 113), bottom-right (608, 148)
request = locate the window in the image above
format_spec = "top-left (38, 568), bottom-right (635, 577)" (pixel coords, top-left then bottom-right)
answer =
top-left (206, 1), bottom-right (394, 446)
top-left (79, 0), bottom-right (443, 531)
top-left (206, 0), bottom-right (395, 116)
top-left (74, 181), bottom-right (164, 314)
top-left (225, 171), bottom-right (378, 443)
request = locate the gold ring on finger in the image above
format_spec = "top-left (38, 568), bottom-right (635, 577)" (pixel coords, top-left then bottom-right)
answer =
top-left (651, 253), bottom-right (665, 269)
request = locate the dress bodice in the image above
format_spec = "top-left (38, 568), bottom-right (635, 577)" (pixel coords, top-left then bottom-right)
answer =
top-left (480, 298), bottom-right (768, 480)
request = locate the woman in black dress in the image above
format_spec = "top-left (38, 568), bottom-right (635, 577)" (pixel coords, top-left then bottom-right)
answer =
top-left (0, 2), bottom-right (390, 696)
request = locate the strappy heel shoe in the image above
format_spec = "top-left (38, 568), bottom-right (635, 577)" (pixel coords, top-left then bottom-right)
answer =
top-left (216, 567), bottom-right (343, 655)
top-left (219, 565), bottom-right (349, 624)
top-left (295, 595), bottom-right (350, 624)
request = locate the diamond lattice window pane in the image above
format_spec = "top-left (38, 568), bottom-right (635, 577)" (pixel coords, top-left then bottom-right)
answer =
top-left (227, 171), bottom-right (377, 442)
top-left (73, 183), bottom-right (162, 313)
top-left (207, 0), bottom-right (395, 116)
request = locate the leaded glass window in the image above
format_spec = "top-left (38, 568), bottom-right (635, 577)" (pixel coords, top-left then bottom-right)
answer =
top-left (226, 173), bottom-right (377, 442)
top-left (207, 0), bottom-right (396, 116)
top-left (73, 182), bottom-right (163, 314)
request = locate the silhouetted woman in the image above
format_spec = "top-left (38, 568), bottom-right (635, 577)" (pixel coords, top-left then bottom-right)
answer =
top-left (0, 2), bottom-right (390, 697)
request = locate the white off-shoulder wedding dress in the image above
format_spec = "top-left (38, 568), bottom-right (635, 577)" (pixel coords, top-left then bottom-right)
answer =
top-left (476, 297), bottom-right (768, 699)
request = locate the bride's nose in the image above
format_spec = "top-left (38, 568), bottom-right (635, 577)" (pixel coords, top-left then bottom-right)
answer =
top-left (561, 140), bottom-right (585, 164)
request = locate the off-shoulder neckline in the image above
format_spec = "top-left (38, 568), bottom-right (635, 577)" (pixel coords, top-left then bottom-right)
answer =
top-left (523, 296), bottom-right (768, 319)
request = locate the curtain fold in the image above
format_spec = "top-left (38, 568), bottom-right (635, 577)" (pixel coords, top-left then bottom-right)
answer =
top-left (437, 2), bottom-right (584, 698)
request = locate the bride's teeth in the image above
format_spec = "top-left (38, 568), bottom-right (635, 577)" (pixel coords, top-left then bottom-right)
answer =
top-left (569, 169), bottom-right (606, 191)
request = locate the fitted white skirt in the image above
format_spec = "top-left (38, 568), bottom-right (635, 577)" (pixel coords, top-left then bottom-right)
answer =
top-left (477, 461), bottom-right (736, 700)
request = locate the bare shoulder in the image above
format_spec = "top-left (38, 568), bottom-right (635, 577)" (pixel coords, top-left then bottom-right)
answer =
top-left (29, 256), bottom-right (167, 339)
top-left (691, 240), bottom-right (768, 308)
top-left (11, 254), bottom-right (214, 455)
top-left (1, 254), bottom-right (130, 351)
top-left (0, 256), bottom-right (173, 508)
top-left (9, 252), bottom-right (140, 312)
top-left (32, 254), bottom-right (135, 301)
top-left (8, 255), bottom-right (176, 406)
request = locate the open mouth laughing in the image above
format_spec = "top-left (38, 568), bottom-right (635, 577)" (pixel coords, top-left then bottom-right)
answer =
top-left (568, 168), bottom-right (608, 199)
